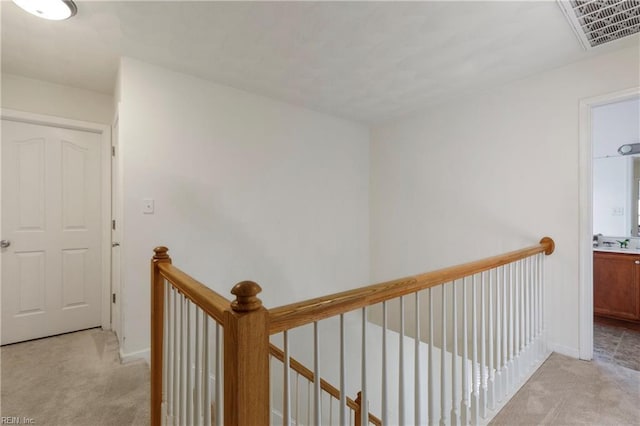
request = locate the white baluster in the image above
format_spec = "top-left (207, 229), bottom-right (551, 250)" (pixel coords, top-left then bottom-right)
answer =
top-left (520, 259), bottom-right (525, 380)
top-left (329, 397), bottom-right (333, 426)
top-left (215, 323), bottom-right (223, 426)
top-left (415, 292), bottom-right (421, 426)
top-left (501, 265), bottom-right (508, 401)
top-left (314, 321), bottom-right (321, 425)
top-left (521, 258), bottom-right (530, 370)
top-left (399, 296), bottom-right (405, 426)
top-left (215, 323), bottom-right (224, 426)
top-left (480, 272), bottom-right (487, 419)
top-left (163, 281), bottom-right (168, 422)
top-left (488, 270), bottom-right (495, 411)
top-left (514, 261), bottom-right (521, 383)
top-left (508, 263), bottom-right (515, 394)
top-left (340, 314), bottom-right (347, 426)
top-left (536, 254), bottom-right (541, 357)
top-left (531, 256), bottom-right (536, 363)
top-left (496, 267), bottom-right (502, 404)
top-left (294, 373), bottom-right (300, 425)
top-left (504, 263), bottom-right (513, 397)
top-left (440, 285), bottom-right (448, 426)
top-left (194, 308), bottom-right (201, 426)
top-left (539, 253), bottom-right (544, 358)
top-left (542, 253), bottom-right (546, 351)
top-left (167, 286), bottom-right (173, 422)
top-left (527, 256), bottom-right (533, 367)
top-left (462, 277), bottom-right (470, 425)
top-left (180, 295), bottom-right (185, 426)
top-left (361, 307), bottom-right (368, 426)
top-left (203, 316), bottom-right (211, 426)
top-left (187, 302), bottom-right (192, 426)
top-left (451, 280), bottom-right (459, 424)
top-left (173, 290), bottom-right (179, 425)
top-left (283, 330), bottom-right (291, 426)
top-left (471, 275), bottom-right (479, 426)
top-left (382, 301), bottom-right (389, 426)
top-left (428, 288), bottom-right (435, 426)
top-left (307, 380), bottom-right (311, 426)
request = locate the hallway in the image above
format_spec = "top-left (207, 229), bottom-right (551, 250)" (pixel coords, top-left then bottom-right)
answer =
top-left (0, 328), bottom-right (149, 425)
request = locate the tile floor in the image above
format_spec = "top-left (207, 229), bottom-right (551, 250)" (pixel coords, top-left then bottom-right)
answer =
top-left (593, 320), bottom-right (640, 371)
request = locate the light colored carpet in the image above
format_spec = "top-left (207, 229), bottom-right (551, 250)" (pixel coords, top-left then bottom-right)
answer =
top-left (1, 328), bottom-right (149, 425)
top-left (491, 352), bottom-right (640, 425)
top-left (2, 329), bottom-right (639, 425)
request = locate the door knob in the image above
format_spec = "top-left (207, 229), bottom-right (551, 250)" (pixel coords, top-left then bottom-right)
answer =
top-left (112, 242), bottom-right (120, 247)
top-left (635, 260), bottom-right (639, 264)
top-left (0, 240), bottom-right (10, 248)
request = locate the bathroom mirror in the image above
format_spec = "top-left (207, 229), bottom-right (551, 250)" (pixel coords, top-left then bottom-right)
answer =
top-left (593, 155), bottom-right (640, 236)
top-left (592, 97), bottom-right (640, 237)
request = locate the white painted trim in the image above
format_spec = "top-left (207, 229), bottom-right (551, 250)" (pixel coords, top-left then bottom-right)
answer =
top-left (578, 87), bottom-right (640, 361)
top-left (547, 342), bottom-right (580, 359)
top-left (120, 347), bottom-right (150, 365)
top-left (111, 108), bottom-right (122, 345)
top-left (556, 0), bottom-right (590, 50)
top-left (1, 108), bottom-right (113, 331)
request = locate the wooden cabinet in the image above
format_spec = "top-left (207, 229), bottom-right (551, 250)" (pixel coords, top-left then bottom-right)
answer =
top-left (594, 251), bottom-right (640, 322)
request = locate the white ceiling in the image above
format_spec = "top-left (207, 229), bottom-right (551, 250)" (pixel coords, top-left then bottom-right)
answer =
top-left (2, 0), bottom-right (639, 123)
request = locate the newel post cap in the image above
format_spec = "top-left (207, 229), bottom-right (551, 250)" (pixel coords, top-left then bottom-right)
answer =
top-left (153, 246), bottom-right (170, 261)
top-left (231, 281), bottom-right (263, 312)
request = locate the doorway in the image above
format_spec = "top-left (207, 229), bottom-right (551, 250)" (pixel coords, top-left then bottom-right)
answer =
top-left (579, 87), bottom-right (640, 360)
top-left (0, 110), bottom-right (111, 345)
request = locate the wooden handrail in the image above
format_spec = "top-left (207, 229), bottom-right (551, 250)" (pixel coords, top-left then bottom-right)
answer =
top-left (269, 343), bottom-right (382, 426)
top-left (157, 262), bottom-right (230, 324)
top-left (269, 237), bottom-right (555, 334)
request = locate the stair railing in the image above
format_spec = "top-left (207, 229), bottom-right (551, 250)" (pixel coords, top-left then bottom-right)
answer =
top-left (151, 237), bottom-right (555, 425)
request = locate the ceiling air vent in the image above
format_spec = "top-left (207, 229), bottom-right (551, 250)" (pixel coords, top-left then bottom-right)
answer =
top-left (557, 0), bottom-right (640, 49)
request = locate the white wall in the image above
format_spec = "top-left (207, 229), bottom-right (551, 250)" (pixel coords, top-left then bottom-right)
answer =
top-left (1, 74), bottom-right (114, 124)
top-left (370, 46), bottom-right (640, 357)
top-left (593, 156), bottom-right (631, 236)
top-left (592, 97), bottom-right (640, 158)
top-left (117, 58), bottom-right (370, 357)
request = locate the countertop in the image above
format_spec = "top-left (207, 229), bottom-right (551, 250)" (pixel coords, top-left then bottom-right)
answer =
top-left (594, 246), bottom-right (640, 255)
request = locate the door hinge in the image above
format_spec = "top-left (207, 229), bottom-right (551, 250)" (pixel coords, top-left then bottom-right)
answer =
top-left (112, 219), bottom-right (116, 230)
top-left (112, 146), bottom-right (116, 157)
top-left (112, 293), bottom-right (116, 304)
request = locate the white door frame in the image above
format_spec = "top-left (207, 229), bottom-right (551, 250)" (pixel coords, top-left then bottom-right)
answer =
top-left (111, 110), bottom-right (123, 342)
top-left (1, 108), bottom-right (112, 330)
top-left (578, 87), bottom-right (640, 360)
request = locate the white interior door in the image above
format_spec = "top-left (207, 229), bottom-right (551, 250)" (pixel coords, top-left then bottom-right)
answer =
top-left (1, 119), bottom-right (102, 345)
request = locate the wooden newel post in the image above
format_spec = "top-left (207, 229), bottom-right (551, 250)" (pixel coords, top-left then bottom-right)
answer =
top-left (151, 246), bottom-right (171, 426)
top-left (224, 281), bottom-right (270, 426)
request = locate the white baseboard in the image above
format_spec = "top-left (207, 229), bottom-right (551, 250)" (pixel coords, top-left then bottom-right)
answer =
top-left (120, 347), bottom-right (150, 365)
top-left (547, 342), bottom-right (580, 359)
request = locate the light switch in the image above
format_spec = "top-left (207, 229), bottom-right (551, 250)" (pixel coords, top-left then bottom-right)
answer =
top-left (612, 207), bottom-right (624, 216)
top-left (143, 199), bottom-right (154, 214)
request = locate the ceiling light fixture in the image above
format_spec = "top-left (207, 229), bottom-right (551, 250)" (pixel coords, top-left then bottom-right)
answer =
top-left (12, 0), bottom-right (77, 21)
top-left (618, 143), bottom-right (640, 156)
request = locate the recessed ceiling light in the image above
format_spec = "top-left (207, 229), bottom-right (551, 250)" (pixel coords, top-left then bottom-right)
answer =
top-left (12, 0), bottom-right (77, 21)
